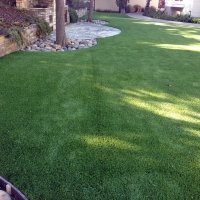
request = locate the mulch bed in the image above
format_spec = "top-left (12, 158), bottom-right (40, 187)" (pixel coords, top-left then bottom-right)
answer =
top-left (0, 1), bottom-right (35, 36)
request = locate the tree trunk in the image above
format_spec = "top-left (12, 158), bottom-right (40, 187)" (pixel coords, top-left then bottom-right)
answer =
top-left (87, 0), bottom-right (94, 22)
top-left (145, 0), bottom-right (151, 11)
top-left (56, 0), bottom-right (68, 46)
top-left (121, 7), bottom-right (125, 13)
top-left (119, 6), bottom-right (121, 13)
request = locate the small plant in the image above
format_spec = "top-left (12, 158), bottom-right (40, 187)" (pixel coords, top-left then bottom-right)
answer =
top-left (125, 4), bottom-right (131, 13)
top-left (5, 5), bottom-right (9, 9)
top-left (36, 21), bottom-right (51, 37)
top-left (69, 7), bottom-right (78, 23)
top-left (150, 6), bottom-right (156, 11)
top-left (24, 12), bottom-right (51, 37)
top-left (12, 21), bottom-right (20, 25)
top-left (133, 5), bottom-right (141, 12)
top-left (8, 26), bottom-right (25, 46)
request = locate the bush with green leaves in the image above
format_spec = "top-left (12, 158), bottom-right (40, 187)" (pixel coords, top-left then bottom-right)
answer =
top-left (69, 7), bottom-right (78, 23)
top-left (125, 4), bottom-right (131, 13)
top-left (24, 12), bottom-right (51, 37)
top-left (144, 9), bottom-right (200, 24)
top-left (8, 26), bottom-right (25, 46)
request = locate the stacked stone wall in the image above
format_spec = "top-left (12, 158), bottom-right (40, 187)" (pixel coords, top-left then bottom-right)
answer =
top-left (29, 7), bottom-right (54, 24)
top-left (0, 25), bottom-right (38, 58)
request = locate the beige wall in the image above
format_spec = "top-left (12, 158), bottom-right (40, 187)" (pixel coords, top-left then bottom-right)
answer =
top-left (129, 0), bottom-right (159, 8)
top-left (191, 0), bottom-right (200, 17)
top-left (95, 0), bottom-right (118, 11)
top-left (95, 0), bottom-right (159, 11)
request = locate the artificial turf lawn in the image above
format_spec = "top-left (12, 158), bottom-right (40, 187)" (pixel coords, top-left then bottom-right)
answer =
top-left (0, 12), bottom-right (200, 199)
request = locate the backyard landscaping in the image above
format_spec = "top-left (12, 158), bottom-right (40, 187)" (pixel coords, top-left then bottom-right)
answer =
top-left (0, 12), bottom-right (200, 199)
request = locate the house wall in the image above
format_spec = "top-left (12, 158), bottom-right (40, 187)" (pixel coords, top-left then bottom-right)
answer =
top-left (129, 0), bottom-right (159, 9)
top-left (165, 0), bottom-right (200, 17)
top-left (95, 0), bottom-right (118, 12)
top-left (191, 0), bottom-right (200, 17)
top-left (95, 0), bottom-right (159, 12)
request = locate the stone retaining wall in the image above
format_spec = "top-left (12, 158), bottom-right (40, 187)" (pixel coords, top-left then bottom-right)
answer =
top-left (0, 24), bottom-right (38, 58)
top-left (76, 7), bottom-right (88, 18)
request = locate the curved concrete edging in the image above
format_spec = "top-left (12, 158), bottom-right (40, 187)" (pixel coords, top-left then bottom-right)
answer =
top-left (0, 176), bottom-right (28, 200)
top-left (127, 13), bottom-right (200, 28)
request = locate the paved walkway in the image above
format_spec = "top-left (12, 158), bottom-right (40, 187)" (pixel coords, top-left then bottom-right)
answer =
top-left (127, 13), bottom-right (200, 28)
top-left (49, 20), bottom-right (121, 40)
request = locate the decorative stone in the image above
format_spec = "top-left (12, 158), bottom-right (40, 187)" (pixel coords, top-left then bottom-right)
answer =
top-left (79, 41), bottom-right (85, 45)
top-left (0, 190), bottom-right (11, 200)
top-left (39, 43), bottom-right (45, 48)
top-left (54, 45), bottom-right (62, 50)
top-left (41, 49), bottom-right (48, 52)
top-left (46, 47), bottom-right (52, 50)
top-left (26, 46), bottom-right (31, 50)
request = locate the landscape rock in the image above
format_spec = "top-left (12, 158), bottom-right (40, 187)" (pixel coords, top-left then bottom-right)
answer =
top-left (0, 190), bottom-right (11, 200)
top-left (21, 19), bottom-right (120, 52)
top-left (54, 45), bottom-right (62, 50)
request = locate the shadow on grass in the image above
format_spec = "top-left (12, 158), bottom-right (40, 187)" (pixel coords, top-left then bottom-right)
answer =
top-left (1, 55), bottom-right (199, 199)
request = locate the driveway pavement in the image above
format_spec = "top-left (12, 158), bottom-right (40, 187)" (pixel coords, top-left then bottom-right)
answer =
top-left (127, 13), bottom-right (200, 28)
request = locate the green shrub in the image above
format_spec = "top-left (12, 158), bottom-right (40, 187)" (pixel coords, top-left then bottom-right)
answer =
top-left (192, 18), bottom-right (200, 23)
top-left (8, 26), bottom-right (25, 46)
top-left (24, 12), bottom-right (51, 37)
top-left (143, 9), bottom-right (200, 24)
top-left (69, 7), bottom-right (78, 23)
top-left (125, 4), bottom-right (132, 13)
top-left (133, 4), bottom-right (141, 12)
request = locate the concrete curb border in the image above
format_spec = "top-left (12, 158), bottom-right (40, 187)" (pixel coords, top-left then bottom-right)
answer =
top-left (0, 176), bottom-right (28, 200)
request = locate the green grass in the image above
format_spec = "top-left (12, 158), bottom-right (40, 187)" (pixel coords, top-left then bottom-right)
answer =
top-left (0, 13), bottom-right (200, 199)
